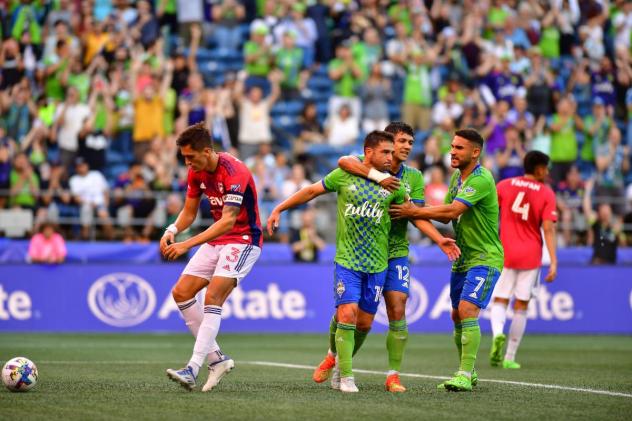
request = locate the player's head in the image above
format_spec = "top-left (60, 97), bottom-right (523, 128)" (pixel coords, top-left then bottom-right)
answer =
top-left (176, 122), bottom-right (214, 171)
top-left (450, 129), bottom-right (484, 170)
top-left (384, 122), bottom-right (414, 163)
top-left (523, 150), bottom-right (550, 182)
top-left (364, 130), bottom-right (394, 172)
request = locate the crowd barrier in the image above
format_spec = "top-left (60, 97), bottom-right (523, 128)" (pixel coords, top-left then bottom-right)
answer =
top-left (1, 262), bottom-right (630, 334)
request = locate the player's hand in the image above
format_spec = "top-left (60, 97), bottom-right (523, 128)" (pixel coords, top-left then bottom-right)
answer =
top-left (267, 210), bottom-right (281, 236)
top-left (389, 202), bottom-right (416, 220)
top-left (437, 237), bottom-right (460, 262)
top-left (544, 262), bottom-right (557, 283)
top-left (379, 176), bottom-right (400, 192)
top-left (160, 232), bottom-right (175, 255)
top-left (164, 241), bottom-right (190, 260)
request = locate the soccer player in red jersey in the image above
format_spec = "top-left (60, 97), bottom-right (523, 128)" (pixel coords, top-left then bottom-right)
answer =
top-left (489, 150), bottom-right (558, 369)
top-left (162, 122), bottom-right (262, 391)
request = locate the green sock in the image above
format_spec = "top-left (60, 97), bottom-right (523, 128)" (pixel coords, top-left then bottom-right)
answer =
top-left (460, 318), bottom-right (481, 374)
top-left (386, 319), bottom-right (408, 372)
top-left (453, 322), bottom-right (463, 361)
top-left (328, 315), bottom-right (338, 354)
top-left (352, 328), bottom-right (370, 356)
top-left (335, 323), bottom-right (356, 378)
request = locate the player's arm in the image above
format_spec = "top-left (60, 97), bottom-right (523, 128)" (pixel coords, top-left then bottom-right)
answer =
top-left (389, 200), bottom-right (469, 223)
top-left (163, 204), bottom-right (240, 260)
top-left (542, 219), bottom-right (557, 282)
top-left (411, 218), bottom-right (461, 261)
top-left (267, 181), bottom-right (328, 235)
top-left (160, 195), bottom-right (201, 254)
top-left (337, 155), bottom-right (400, 192)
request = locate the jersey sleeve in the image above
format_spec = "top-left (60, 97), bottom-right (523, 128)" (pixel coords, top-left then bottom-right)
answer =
top-left (322, 168), bottom-right (345, 192)
top-left (186, 170), bottom-right (201, 198)
top-left (455, 174), bottom-right (491, 207)
top-left (542, 187), bottom-right (558, 222)
top-left (409, 170), bottom-right (425, 205)
top-left (222, 167), bottom-right (251, 207)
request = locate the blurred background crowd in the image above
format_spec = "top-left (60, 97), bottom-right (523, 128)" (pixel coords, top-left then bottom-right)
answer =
top-left (0, 0), bottom-right (631, 260)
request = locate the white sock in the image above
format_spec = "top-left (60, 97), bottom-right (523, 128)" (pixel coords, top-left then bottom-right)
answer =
top-left (327, 348), bottom-right (336, 357)
top-left (177, 298), bottom-right (202, 336)
top-left (188, 305), bottom-right (223, 374)
top-left (177, 299), bottom-right (221, 362)
top-left (505, 310), bottom-right (527, 361)
top-left (387, 370), bottom-right (398, 376)
top-left (490, 302), bottom-right (507, 338)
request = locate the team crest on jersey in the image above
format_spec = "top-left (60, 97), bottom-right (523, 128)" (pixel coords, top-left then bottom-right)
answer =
top-left (336, 280), bottom-right (345, 297)
top-left (463, 186), bottom-right (476, 196)
top-left (404, 181), bottom-right (411, 194)
top-left (200, 182), bottom-right (206, 190)
top-left (348, 184), bottom-right (357, 192)
top-left (230, 184), bottom-right (241, 191)
top-left (217, 183), bottom-right (224, 194)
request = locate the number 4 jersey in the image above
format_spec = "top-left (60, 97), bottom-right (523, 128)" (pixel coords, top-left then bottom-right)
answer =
top-left (497, 176), bottom-right (557, 270)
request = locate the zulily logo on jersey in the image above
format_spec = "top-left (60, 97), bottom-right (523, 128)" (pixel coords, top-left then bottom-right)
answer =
top-left (344, 201), bottom-right (384, 223)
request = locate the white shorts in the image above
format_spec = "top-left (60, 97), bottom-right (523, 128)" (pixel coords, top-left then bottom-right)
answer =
top-left (492, 267), bottom-right (541, 301)
top-left (182, 243), bottom-right (261, 284)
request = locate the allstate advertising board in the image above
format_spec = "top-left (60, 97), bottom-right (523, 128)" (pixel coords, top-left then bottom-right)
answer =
top-left (0, 264), bottom-right (630, 333)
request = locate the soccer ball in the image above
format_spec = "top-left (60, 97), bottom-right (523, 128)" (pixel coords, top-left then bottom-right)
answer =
top-left (2, 357), bottom-right (38, 392)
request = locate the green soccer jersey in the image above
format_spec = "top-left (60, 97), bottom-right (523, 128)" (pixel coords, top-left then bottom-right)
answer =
top-left (389, 164), bottom-right (425, 259)
top-left (445, 165), bottom-right (504, 273)
top-left (323, 168), bottom-right (406, 273)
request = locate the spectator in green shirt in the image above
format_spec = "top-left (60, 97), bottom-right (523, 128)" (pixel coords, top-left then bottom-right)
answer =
top-left (244, 24), bottom-right (273, 95)
top-left (9, 152), bottom-right (39, 210)
top-left (327, 41), bottom-right (363, 123)
top-left (275, 30), bottom-right (307, 101)
top-left (401, 48), bottom-right (434, 131)
top-left (548, 96), bottom-right (582, 183)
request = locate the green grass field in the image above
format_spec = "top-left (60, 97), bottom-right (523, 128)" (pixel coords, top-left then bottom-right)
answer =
top-left (1, 333), bottom-right (630, 420)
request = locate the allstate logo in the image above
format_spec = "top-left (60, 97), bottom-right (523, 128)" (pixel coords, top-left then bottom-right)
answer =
top-left (375, 277), bottom-right (428, 326)
top-left (87, 273), bottom-right (156, 327)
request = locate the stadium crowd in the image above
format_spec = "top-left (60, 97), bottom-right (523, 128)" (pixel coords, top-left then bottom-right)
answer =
top-left (0, 0), bottom-right (631, 252)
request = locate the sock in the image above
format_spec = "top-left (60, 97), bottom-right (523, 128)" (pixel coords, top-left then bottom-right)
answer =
top-left (177, 298), bottom-right (202, 336)
top-left (490, 302), bottom-right (507, 338)
top-left (386, 319), bottom-right (408, 373)
top-left (505, 310), bottom-right (527, 361)
top-left (328, 315), bottom-right (338, 355)
top-left (453, 322), bottom-right (463, 361)
top-left (335, 322), bottom-right (355, 378)
top-left (352, 328), bottom-right (370, 356)
top-left (459, 318), bottom-right (481, 376)
top-left (177, 298), bottom-right (221, 363)
top-left (188, 305), bottom-right (223, 377)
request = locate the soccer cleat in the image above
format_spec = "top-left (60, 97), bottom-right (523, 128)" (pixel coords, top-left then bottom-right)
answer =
top-left (340, 376), bottom-right (359, 393)
top-left (503, 359), bottom-right (521, 369)
top-left (385, 374), bottom-right (406, 393)
top-left (166, 366), bottom-right (197, 391)
top-left (490, 334), bottom-right (506, 367)
top-left (437, 370), bottom-right (478, 389)
top-left (313, 354), bottom-right (336, 383)
top-left (201, 357), bottom-right (235, 392)
top-left (443, 374), bottom-right (472, 392)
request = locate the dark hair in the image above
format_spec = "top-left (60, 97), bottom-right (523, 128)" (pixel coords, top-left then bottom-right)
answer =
top-left (384, 121), bottom-right (414, 138)
top-left (364, 130), bottom-right (394, 149)
top-left (455, 128), bottom-right (484, 148)
top-left (523, 150), bottom-right (550, 175)
top-left (176, 122), bottom-right (213, 151)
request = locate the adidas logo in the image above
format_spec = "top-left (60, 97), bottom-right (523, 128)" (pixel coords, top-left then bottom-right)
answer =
top-left (200, 182), bottom-right (206, 189)
top-left (469, 292), bottom-right (478, 299)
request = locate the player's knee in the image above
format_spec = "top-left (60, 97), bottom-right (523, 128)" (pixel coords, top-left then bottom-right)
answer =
top-left (337, 305), bottom-right (358, 324)
top-left (386, 304), bottom-right (405, 322)
top-left (171, 286), bottom-right (194, 303)
top-left (513, 299), bottom-right (529, 311)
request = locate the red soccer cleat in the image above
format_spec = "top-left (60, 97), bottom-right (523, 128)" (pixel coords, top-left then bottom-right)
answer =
top-left (312, 354), bottom-right (336, 383)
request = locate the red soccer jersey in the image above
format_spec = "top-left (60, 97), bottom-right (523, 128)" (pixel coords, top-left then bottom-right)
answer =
top-left (186, 152), bottom-right (263, 247)
top-left (497, 176), bottom-right (557, 269)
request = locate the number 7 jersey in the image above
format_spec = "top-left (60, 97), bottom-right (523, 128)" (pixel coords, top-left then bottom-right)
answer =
top-left (497, 176), bottom-right (557, 270)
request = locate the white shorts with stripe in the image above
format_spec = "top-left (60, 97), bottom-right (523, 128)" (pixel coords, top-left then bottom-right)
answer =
top-left (491, 267), bottom-right (541, 301)
top-left (182, 243), bottom-right (261, 284)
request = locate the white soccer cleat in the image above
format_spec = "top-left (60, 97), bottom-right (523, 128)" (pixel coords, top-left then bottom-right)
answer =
top-left (340, 376), bottom-right (359, 393)
top-left (330, 357), bottom-right (341, 390)
top-left (166, 366), bottom-right (197, 391)
top-left (201, 357), bottom-right (235, 392)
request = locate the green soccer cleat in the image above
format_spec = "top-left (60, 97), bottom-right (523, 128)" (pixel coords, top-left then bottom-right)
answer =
top-left (490, 334), bottom-right (506, 367)
top-left (503, 359), bottom-right (521, 369)
top-left (437, 369), bottom-right (478, 389)
top-left (443, 374), bottom-right (472, 392)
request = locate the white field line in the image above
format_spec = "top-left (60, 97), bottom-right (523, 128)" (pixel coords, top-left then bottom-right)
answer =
top-left (36, 360), bottom-right (632, 399)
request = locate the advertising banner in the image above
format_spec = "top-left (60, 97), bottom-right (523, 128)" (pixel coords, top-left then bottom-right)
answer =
top-left (0, 264), bottom-right (630, 333)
